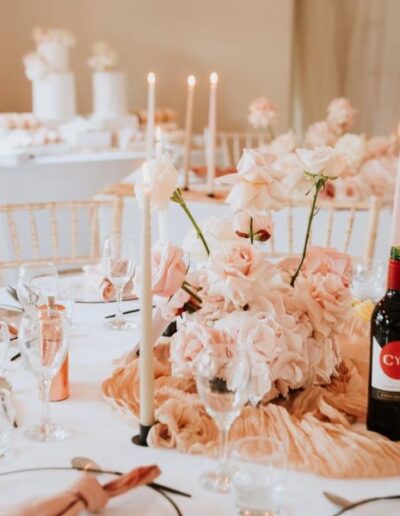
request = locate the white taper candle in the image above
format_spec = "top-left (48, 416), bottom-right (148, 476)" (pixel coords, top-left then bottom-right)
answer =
top-left (146, 72), bottom-right (156, 162)
top-left (206, 72), bottom-right (218, 196)
top-left (183, 74), bottom-right (196, 190)
top-left (390, 154), bottom-right (400, 246)
top-left (139, 183), bottom-right (155, 427)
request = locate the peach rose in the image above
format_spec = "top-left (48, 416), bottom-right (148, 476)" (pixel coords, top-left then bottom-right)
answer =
top-left (248, 96), bottom-right (278, 129)
top-left (158, 288), bottom-right (191, 320)
top-left (233, 211), bottom-right (273, 242)
top-left (296, 146), bottom-right (348, 179)
top-left (206, 242), bottom-right (276, 309)
top-left (327, 97), bottom-right (357, 133)
top-left (305, 121), bottom-right (337, 148)
top-left (335, 133), bottom-right (366, 167)
top-left (135, 243), bottom-right (186, 298)
top-left (335, 176), bottom-right (369, 201)
top-left (218, 149), bottom-right (287, 212)
top-left (170, 322), bottom-right (235, 378)
top-left (359, 157), bottom-right (396, 199)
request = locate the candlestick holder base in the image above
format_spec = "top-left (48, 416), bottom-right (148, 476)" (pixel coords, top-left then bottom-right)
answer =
top-left (182, 186), bottom-right (190, 191)
top-left (162, 321), bottom-right (177, 337)
top-left (207, 192), bottom-right (215, 198)
top-left (132, 424), bottom-right (152, 447)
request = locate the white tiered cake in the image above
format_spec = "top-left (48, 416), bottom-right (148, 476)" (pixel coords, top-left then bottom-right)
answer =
top-left (23, 28), bottom-right (76, 122)
top-left (88, 41), bottom-right (128, 120)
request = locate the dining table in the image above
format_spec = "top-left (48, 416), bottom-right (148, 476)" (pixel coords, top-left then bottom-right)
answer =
top-left (1, 288), bottom-right (400, 516)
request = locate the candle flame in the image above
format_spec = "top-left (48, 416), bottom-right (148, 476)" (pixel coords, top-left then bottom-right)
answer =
top-left (187, 74), bottom-right (196, 87)
top-left (210, 72), bottom-right (218, 84)
top-left (147, 72), bottom-right (156, 84)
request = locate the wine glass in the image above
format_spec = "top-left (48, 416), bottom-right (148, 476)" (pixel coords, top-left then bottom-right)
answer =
top-left (0, 322), bottom-right (10, 377)
top-left (18, 310), bottom-right (69, 442)
top-left (17, 262), bottom-right (59, 317)
top-left (102, 235), bottom-right (136, 330)
top-left (195, 344), bottom-right (251, 493)
top-left (0, 388), bottom-right (15, 457)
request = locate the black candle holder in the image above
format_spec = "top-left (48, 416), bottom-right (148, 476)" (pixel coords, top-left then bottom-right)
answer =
top-left (162, 320), bottom-right (177, 337)
top-left (131, 423), bottom-right (152, 447)
top-left (207, 192), bottom-right (215, 198)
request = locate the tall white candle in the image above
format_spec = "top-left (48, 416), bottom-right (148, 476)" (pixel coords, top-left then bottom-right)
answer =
top-left (155, 127), bottom-right (169, 242)
top-left (206, 72), bottom-right (218, 196)
top-left (146, 72), bottom-right (156, 162)
top-left (390, 154), bottom-right (400, 246)
top-left (139, 182), bottom-right (155, 428)
top-left (183, 74), bottom-right (196, 190)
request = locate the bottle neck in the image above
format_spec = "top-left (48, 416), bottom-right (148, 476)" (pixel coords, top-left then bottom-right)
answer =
top-left (388, 259), bottom-right (400, 290)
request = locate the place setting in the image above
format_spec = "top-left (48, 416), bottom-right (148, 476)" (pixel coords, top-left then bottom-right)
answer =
top-left (2, 3), bottom-right (400, 515)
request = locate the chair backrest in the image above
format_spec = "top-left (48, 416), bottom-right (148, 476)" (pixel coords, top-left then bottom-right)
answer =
top-left (0, 199), bottom-right (123, 274)
top-left (264, 196), bottom-right (383, 264)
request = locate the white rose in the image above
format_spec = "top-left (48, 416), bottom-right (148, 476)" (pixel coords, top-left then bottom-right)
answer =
top-left (305, 121), bottom-right (337, 148)
top-left (23, 52), bottom-right (49, 81)
top-left (296, 146), bottom-right (348, 179)
top-left (260, 131), bottom-right (296, 156)
top-left (137, 156), bottom-right (178, 211)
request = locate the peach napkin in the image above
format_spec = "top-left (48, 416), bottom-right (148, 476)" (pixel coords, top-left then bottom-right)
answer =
top-left (5, 464), bottom-right (161, 516)
top-left (82, 263), bottom-right (136, 302)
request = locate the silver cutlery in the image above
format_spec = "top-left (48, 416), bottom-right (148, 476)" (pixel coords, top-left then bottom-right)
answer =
top-left (324, 490), bottom-right (400, 515)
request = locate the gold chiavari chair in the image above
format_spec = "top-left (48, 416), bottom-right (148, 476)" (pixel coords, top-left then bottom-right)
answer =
top-left (218, 131), bottom-right (269, 168)
top-left (0, 199), bottom-right (123, 284)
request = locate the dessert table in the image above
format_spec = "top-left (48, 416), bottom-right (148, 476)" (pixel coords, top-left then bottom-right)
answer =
top-left (2, 290), bottom-right (400, 515)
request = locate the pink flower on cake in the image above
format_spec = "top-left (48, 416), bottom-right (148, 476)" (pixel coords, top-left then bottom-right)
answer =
top-left (248, 96), bottom-right (278, 129)
top-left (137, 156), bottom-right (178, 211)
top-left (327, 97), bottom-right (357, 133)
top-left (218, 149), bottom-right (287, 212)
top-left (170, 322), bottom-right (235, 378)
top-left (296, 146), bottom-right (348, 179)
top-left (23, 52), bottom-right (49, 81)
top-left (233, 211), bottom-right (273, 242)
top-left (135, 243), bottom-right (186, 298)
top-left (305, 121), bottom-right (337, 148)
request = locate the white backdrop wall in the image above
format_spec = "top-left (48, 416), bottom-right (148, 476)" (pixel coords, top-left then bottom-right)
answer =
top-left (0, 0), bottom-right (294, 132)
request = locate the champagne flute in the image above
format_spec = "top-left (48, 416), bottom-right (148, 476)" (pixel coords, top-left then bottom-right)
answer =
top-left (195, 344), bottom-right (251, 493)
top-left (18, 310), bottom-right (69, 442)
top-left (17, 262), bottom-right (59, 317)
top-left (0, 322), bottom-right (10, 376)
top-left (103, 235), bottom-right (136, 330)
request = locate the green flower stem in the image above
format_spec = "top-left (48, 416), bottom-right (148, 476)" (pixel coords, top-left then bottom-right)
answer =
top-left (290, 177), bottom-right (326, 287)
top-left (268, 126), bottom-right (275, 141)
top-left (181, 283), bottom-right (202, 305)
top-left (171, 189), bottom-right (210, 256)
top-left (250, 216), bottom-right (254, 245)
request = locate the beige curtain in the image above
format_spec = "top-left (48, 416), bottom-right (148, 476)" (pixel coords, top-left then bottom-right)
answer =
top-left (292, 0), bottom-right (400, 136)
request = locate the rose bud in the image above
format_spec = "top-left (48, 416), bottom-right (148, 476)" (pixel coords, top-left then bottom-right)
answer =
top-left (233, 211), bottom-right (273, 242)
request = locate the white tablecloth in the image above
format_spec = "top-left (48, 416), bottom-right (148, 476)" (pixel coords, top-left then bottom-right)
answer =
top-left (1, 293), bottom-right (400, 515)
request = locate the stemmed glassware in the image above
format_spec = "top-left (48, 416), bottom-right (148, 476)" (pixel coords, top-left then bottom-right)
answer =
top-left (17, 262), bottom-right (59, 317)
top-left (195, 344), bottom-right (251, 493)
top-left (103, 235), bottom-right (136, 330)
top-left (0, 322), bottom-right (10, 377)
top-left (18, 309), bottom-right (69, 442)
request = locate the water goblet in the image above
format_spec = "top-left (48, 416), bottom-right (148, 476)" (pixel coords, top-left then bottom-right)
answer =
top-left (0, 388), bottom-right (15, 457)
top-left (103, 235), bottom-right (136, 330)
top-left (231, 436), bottom-right (287, 516)
top-left (17, 262), bottom-right (59, 317)
top-left (18, 310), bottom-right (69, 442)
top-left (0, 322), bottom-right (10, 376)
top-left (195, 344), bottom-right (251, 493)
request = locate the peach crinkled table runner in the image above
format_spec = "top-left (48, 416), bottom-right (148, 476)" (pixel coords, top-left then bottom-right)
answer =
top-left (102, 330), bottom-right (400, 479)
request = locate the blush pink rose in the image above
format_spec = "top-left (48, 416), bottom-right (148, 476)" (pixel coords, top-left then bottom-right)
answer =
top-left (170, 322), bottom-right (235, 378)
top-left (135, 243), bottom-right (186, 298)
top-left (158, 288), bottom-right (191, 320)
top-left (305, 121), bottom-right (337, 148)
top-left (296, 146), bottom-right (348, 179)
top-left (233, 211), bottom-right (273, 242)
top-left (248, 96), bottom-right (278, 129)
top-left (327, 97), bottom-right (357, 133)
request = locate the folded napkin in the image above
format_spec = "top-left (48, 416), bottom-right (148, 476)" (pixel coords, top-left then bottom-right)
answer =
top-left (6, 464), bottom-right (161, 516)
top-left (82, 263), bottom-right (136, 302)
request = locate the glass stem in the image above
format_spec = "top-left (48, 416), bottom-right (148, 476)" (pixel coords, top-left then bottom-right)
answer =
top-left (116, 286), bottom-right (124, 322)
top-left (219, 426), bottom-right (230, 470)
top-left (40, 377), bottom-right (51, 431)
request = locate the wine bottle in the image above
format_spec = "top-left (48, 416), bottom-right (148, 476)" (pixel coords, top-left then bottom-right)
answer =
top-left (367, 246), bottom-right (400, 440)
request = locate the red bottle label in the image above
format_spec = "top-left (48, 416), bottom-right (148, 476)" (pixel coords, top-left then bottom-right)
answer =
top-left (380, 341), bottom-right (400, 380)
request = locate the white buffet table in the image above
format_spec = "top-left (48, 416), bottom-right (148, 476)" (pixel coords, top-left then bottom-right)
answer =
top-left (1, 293), bottom-right (400, 515)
